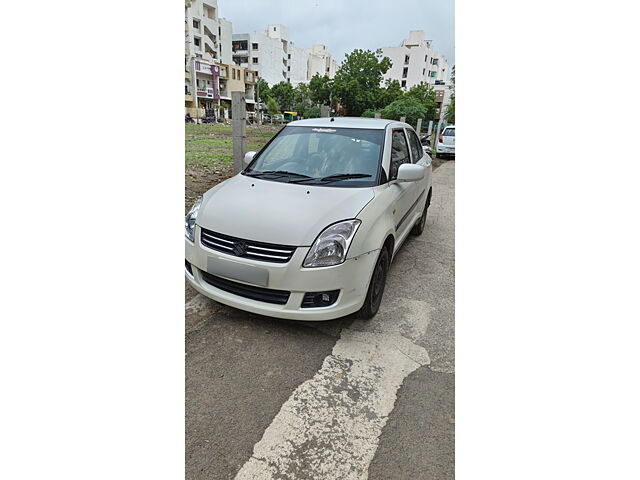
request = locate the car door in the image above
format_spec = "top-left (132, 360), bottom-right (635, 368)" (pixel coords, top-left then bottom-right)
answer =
top-left (407, 127), bottom-right (432, 204)
top-left (388, 128), bottom-right (418, 238)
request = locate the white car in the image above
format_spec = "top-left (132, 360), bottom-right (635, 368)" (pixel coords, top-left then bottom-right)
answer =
top-left (436, 125), bottom-right (455, 157)
top-left (185, 117), bottom-right (433, 321)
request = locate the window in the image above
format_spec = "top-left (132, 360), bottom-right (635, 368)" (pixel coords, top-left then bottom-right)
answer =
top-left (402, 67), bottom-right (408, 78)
top-left (252, 57), bottom-right (258, 64)
top-left (422, 68), bottom-right (426, 75)
top-left (404, 54), bottom-right (410, 64)
top-left (425, 55), bottom-right (428, 62)
top-left (407, 130), bottom-right (423, 163)
top-left (288, 54), bottom-right (291, 59)
top-left (389, 130), bottom-right (411, 180)
top-left (274, 27), bottom-right (276, 31)
top-left (443, 128), bottom-right (455, 136)
top-left (232, 69), bottom-right (236, 80)
top-left (194, 37), bottom-right (201, 47)
top-left (245, 127), bottom-right (384, 187)
top-left (287, 66), bottom-right (290, 71)
top-left (193, 19), bottom-right (200, 29)
top-left (401, 80), bottom-right (406, 88)
top-left (252, 43), bottom-right (258, 50)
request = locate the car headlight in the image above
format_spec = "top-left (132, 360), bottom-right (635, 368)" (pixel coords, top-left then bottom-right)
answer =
top-left (303, 219), bottom-right (361, 268)
top-left (185, 196), bottom-right (202, 242)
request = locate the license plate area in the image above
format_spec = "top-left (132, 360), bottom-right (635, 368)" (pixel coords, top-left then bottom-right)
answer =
top-left (206, 256), bottom-right (269, 287)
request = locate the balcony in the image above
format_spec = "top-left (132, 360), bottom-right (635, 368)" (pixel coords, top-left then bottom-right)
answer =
top-left (244, 71), bottom-right (256, 83)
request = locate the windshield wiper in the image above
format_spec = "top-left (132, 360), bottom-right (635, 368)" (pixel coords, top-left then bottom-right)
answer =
top-left (245, 170), bottom-right (312, 179)
top-left (289, 173), bottom-right (373, 184)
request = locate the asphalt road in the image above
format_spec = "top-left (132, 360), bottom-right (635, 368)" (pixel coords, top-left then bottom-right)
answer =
top-left (186, 161), bottom-right (455, 480)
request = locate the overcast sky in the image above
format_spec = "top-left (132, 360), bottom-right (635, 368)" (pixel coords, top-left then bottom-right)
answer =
top-left (218, 0), bottom-right (454, 67)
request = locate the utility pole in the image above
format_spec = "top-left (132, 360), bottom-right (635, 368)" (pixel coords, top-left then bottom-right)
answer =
top-left (256, 75), bottom-right (261, 125)
top-left (231, 91), bottom-right (247, 174)
top-left (416, 118), bottom-right (422, 134)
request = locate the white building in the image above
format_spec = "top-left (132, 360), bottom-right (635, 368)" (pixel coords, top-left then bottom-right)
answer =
top-left (232, 25), bottom-right (338, 87)
top-left (185, 0), bottom-right (233, 117)
top-left (307, 45), bottom-right (339, 79)
top-left (380, 30), bottom-right (450, 91)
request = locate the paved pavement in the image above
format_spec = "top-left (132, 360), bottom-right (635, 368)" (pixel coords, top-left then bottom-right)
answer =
top-left (186, 161), bottom-right (455, 479)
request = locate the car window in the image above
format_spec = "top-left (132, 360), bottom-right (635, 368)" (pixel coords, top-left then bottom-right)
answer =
top-left (246, 126), bottom-right (385, 187)
top-left (389, 129), bottom-right (411, 180)
top-left (443, 128), bottom-right (455, 136)
top-left (407, 129), bottom-right (423, 163)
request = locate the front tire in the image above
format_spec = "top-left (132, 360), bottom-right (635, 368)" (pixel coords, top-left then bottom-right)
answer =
top-left (357, 247), bottom-right (390, 319)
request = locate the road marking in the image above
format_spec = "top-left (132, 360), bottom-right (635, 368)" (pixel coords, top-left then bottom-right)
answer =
top-left (234, 300), bottom-right (431, 480)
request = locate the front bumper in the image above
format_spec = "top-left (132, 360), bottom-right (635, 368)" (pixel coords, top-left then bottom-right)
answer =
top-left (185, 226), bottom-right (378, 321)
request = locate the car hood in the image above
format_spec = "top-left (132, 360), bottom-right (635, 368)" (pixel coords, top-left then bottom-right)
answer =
top-left (197, 174), bottom-right (375, 246)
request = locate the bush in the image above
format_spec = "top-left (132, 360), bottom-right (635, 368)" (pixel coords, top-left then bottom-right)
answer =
top-left (303, 106), bottom-right (321, 118)
top-left (361, 109), bottom-right (378, 118)
top-left (380, 97), bottom-right (428, 127)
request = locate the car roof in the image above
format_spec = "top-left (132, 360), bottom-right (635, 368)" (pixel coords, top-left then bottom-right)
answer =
top-left (287, 117), bottom-right (409, 130)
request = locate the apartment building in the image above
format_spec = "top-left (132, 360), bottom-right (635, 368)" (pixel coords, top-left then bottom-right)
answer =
top-left (185, 0), bottom-right (232, 118)
top-left (218, 64), bottom-right (258, 118)
top-left (307, 45), bottom-right (339, 79)
top-left (380, 30), bottom-right (450, 90)
top-left (232, 25), bottom-right (338, 86)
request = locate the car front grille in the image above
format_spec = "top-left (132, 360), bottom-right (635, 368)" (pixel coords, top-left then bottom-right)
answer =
top-left (200, 228), bottom-right (296, 263)
top-left (200, 271), bottom-right (291, 305)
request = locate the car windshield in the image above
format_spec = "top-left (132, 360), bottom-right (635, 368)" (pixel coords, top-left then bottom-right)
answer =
top-left (244, 126), bottom-right (385, 187)
top-left (443, 128), bottom-right (455, 136)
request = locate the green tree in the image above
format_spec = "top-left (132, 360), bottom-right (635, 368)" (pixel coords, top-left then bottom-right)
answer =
top-left (361, 109), bottom-right (377, 118)
top-left (270, 81), bottom-right (295, 111)
top-left (380, 97), bottom-right (428, 127)
top-left (332, 49), bottom-right (392, 116)
top-left (292, 83), bottom-right (312, 114)
top-left (405, 82), bottom-right (438, 121)
top-left (378, 79), bottom-right (404, 108)
top-left (256, 78), bottom-right (271, 103)
top-left (308, 73), bottom-right (333, 105)
top-left (303, 105), bottom-right (321, 118)
top-left (445, 66), bottom-right (455, 124)
top-left (266, 97), bottom-right (280, 115)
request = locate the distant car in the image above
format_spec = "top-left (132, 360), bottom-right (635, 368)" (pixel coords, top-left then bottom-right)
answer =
top-left (435, 125), bottom-right (455, 158)
top-left (185, 117), bottom-right (433, 321)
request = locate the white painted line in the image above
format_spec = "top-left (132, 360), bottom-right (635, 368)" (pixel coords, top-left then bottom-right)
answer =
top-left (234, 300), bottom-right (431, 480)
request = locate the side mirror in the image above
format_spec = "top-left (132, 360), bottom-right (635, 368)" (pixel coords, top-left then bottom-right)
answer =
top-left (396, 163), bottom-right (425, 183)
top-left (243, 151), bottom-right (256, 167)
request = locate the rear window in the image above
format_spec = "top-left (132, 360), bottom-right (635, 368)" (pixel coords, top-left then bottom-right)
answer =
top-left (443, 128), bottom-right (455, 136)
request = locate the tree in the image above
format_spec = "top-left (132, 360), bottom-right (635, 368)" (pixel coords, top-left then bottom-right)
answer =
top-left (270, 81), bottom-right (295, 111)
top-left (380, 97), bottom-right (428, 127)
top-left (361, 109), bottom-right (378, 118)
top-left (303, 106), bottom-right (321, 118)
top-left (445, 66), bottom-right (455, 124)
top-left (332, 49), bottom-right (392, 116)
top-left (292, 83), bottom-right (312, 114)
top-left (266, 97), bottom-right (280, 115)
top-left (256, 78), bottom-right (271, 103)
top-left (308, 74), bottom-right (333, 105)
top-left (378, 79), bottom-right (404, 108)
top-left (405, 82), bottom-right (438, 120)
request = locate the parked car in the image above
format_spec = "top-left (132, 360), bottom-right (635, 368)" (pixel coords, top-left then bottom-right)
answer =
top-left (185, 117), bottom-right (433, 321)
top-left (435, 125), bottom-right (455, 158)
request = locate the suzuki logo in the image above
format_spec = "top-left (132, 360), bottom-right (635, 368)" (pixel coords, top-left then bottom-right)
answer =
top-left (233, 241), bottom-right (248, 256)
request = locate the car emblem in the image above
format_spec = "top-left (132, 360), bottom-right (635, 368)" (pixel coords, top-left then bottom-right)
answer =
top-left (233, 240), bottom-right (248, 256)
